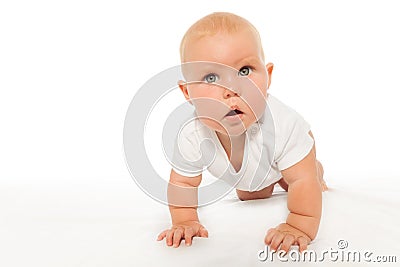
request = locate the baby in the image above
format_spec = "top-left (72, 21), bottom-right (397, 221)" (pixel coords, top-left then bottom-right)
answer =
top-left (157, 12), bottom-right (327, 253)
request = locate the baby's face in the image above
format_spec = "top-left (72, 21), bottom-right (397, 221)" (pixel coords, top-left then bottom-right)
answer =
top-left (180, 29), bottom-right (270, 136)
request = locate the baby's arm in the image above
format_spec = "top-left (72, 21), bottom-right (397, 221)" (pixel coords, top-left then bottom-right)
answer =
top-left (157, 169), bottom-right (208, 247)
top-left (265, 135), bottom-right (322, 253)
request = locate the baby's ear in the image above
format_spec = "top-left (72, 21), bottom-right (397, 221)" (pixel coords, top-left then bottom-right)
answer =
top-left (265, 63), bottom-right (274, 89)
top-left (178, 80), bottom-right (192, 103)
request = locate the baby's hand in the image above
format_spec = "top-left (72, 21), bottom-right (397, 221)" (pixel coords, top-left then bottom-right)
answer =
top-left (265, 223), bottom-right (311, 253)
top-left (157, 220), bottom-right (208, 247)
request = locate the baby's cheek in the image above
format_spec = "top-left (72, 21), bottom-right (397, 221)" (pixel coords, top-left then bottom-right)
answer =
top-left (249, 72), bottom-right (267, 88)
top-left (255, 79), bottom-right (268, 94)
top-left (188, 84), bottom-right (218, 98)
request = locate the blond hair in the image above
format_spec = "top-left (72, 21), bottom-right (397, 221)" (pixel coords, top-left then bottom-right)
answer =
top-left (179, 12), bottom-right (265, 62)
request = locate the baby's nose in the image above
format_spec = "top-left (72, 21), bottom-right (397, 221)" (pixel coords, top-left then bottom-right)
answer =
top-left (223, 87), bottom-right (240, 98)
top-left (223, 89), bottom-right (238, 98)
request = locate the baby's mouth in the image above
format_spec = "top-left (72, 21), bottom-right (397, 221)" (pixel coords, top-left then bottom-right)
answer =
top-left (225, 109), bottom-right (243, 117)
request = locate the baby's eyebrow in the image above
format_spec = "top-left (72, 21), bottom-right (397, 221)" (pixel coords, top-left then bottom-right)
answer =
top-left (235, 56), bottom-right (260, 67)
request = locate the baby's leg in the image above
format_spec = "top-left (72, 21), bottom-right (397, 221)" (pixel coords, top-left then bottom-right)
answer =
top-left (236, 158), bottom-right (327, 201)
top-left (236, 183), bottom-right (276, 201)
top-left (316, 160), bottom-right (328, 191)
top-left (307, 131), bottom-right (328, 191)
top-left (277, 178), bottom-right (289, 191)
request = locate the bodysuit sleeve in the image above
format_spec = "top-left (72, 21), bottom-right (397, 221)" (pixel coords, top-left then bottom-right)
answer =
top-left (274, 105), bottom-right (315, 171)
top-left (170, 122), bottom-right (204, 177)
top-left (276, 116), bottom-right (314, 170)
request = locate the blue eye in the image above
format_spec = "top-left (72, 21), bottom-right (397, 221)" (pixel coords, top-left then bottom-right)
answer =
top-left (238, 66), bottom-right (252, 76)
top-left (204, 73), bottom-right (219, 83)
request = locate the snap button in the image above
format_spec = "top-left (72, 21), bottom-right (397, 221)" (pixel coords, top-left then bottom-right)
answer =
top-left (250, 125), bottom-right (258, 135)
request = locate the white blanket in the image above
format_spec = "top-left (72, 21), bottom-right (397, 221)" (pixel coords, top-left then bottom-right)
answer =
top-left (1, 175), bottom-right (399, 267)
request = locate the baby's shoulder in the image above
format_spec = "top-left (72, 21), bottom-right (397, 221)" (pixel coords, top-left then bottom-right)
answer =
top-left (267, 94), bottom-right (302, 120)
top-left (179, 117), bottom-right (208, 138)
top-left (176, 116), bottom-right (211, 149)
top-left (265, 94), bottom-right (310, 137)
top-left (267, 94), bottom-right (307, 126)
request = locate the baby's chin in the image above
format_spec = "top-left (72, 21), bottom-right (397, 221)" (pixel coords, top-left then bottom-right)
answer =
top-left (198, 117), bottom-right (251, 136)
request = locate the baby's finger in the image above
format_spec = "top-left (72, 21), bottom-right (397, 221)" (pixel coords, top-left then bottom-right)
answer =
top-left (172, 228), bottom-right (184, 247)
top-left (157, 230), bottom-right (168, 241)
top-left (199, 226), bottom-right (208, 238)
top-left (280, 234), bottom-right (295, 253)
top-left (184, 227), bottom-right (195, 246)
top-left (270, 231), bottom-right (285, 251)
top-left (297, 236), bottom-right (309, 252)
top-left (264, 228), bottom-right (277, 245)
top-left (166, 229), bottom-right (174, 246)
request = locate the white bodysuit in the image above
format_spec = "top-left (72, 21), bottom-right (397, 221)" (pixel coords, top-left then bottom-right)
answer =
top-left (171, 94), bottom-right (314, 192)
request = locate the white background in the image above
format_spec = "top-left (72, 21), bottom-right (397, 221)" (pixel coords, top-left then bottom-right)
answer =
top-left (1, 1), bottom-right (400, 266)
top-left (1, 1), bottom-right (400, 198)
